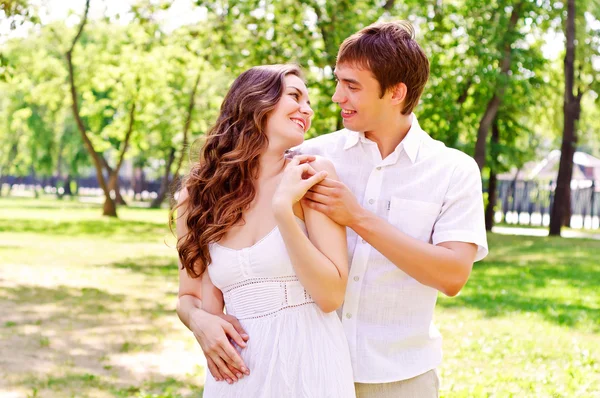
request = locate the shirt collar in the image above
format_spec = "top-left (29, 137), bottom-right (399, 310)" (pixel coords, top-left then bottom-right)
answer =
top-left (343, 129), bottom-right (361, 150)
top-left (343, 113), bottom-right (423, 164)
top-left (399, 114), bottom-right (422, 164)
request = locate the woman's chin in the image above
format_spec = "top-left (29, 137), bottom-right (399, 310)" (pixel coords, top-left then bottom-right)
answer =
top-left (288, 135), bottom-right (305, 148)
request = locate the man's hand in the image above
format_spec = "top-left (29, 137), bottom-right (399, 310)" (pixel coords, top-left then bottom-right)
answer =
top-left (189, 309), bottom-right (250, 384)
top-left (303, 178), bottom-right (362, 227)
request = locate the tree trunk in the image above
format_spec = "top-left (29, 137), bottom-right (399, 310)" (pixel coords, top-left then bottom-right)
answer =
top-left (150, 148), bottom-right (176, 209)
top-left (0, 141), bottom-right (19, 198)
top-left (132, 166), bottom-right (145, 200)
top-left (108, 177), bottom-right (127, 205)
top-left (564, 188), bottom-right (573, 227)
top-left (55, 135), bottom-right (65, 197)
top-left (63, 174), bottom-right (73, 196)
top-left (0, 166), bottom-right (4, 197)
top-left (486, 170), bottom-right (498, 230)
top-left (66, 0), bottom-right (117, 217)
top-left (172, 73), bottom-right (201, 186)
top-left (550, 0), bottom-right (580, 236)
top-left (485, 118), bottom-right (500, 231)
top-left (473, 3), bottom-right (522, 170)
top-left (103, 195), bottom-right (117, 216)
top-left (106, 100), bottom-right (137, 207)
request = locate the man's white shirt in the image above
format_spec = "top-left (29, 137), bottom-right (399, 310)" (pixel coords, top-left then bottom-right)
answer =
top-left (298, 114), bottom-right (488, 383)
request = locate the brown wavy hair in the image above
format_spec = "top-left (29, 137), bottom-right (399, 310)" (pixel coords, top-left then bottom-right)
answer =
top-left (173, 64), bottom-right (303, 278)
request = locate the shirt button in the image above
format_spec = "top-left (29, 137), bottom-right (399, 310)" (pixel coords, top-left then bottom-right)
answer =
top-left (346, 313), bottom-right (352, 319)
top-left (376, 167), bottom-right (382, 171)
top-left (368, 199), bottom-right (374, 204)
top-left (361, 238), bottom-right (367, 244)
top-left (353, 276), bottom-right (360, 282)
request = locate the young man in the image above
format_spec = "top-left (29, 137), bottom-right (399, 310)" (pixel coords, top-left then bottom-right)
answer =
top-left (298, 21), bottom-right (488, 397)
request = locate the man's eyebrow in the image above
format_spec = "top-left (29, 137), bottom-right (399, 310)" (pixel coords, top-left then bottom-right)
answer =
top-left (333, 72), bottom-right (361, 86)
top-left (287, 86), bottom-right (311, 105)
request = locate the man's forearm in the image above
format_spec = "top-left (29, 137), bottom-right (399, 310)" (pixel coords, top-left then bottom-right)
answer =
top-left (349, 208), bottom-right (473, 296)
top-left (176, 294), bottom-right (204, 330)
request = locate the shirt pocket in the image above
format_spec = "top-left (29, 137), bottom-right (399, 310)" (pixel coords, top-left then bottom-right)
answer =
top-left (387, 197), bottom-right (440, 242)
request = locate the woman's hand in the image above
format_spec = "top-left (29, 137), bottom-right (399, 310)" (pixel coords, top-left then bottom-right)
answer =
top-left (188, 308), bottom-right (250, 384)
top-left (273, 155), bottom-right (328, 214)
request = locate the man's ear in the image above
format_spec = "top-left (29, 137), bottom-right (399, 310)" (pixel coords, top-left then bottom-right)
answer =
top-left (390, 83), bottom-right (407, 106)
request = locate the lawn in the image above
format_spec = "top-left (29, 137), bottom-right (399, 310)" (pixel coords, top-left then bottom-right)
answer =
top-left (1, 196), bottom-right (598, 397)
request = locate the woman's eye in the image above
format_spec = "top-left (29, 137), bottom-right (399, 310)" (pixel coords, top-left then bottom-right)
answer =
top-left (290, 92), bottom-right (300, 100)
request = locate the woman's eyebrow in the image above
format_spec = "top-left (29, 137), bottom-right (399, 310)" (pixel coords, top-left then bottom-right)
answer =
top-left (287, 86), bottom-right (310, 105)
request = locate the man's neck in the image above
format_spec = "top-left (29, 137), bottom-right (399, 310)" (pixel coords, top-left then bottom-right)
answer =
top-left (364, 114), bottom-right (413, 160)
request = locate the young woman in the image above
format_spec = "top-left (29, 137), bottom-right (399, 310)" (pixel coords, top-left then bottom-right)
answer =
top-left (174, 64), bottom-right (355, 397)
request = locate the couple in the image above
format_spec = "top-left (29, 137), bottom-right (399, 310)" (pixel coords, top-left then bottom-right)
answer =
top-left (174, 21), bottom-right (488, 398)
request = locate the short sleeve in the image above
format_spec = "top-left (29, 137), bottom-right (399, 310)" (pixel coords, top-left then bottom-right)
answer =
top-left (431, 156), bottom-right (488, 261)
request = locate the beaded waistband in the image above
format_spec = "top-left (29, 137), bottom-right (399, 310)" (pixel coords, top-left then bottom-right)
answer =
top-left (222, 276), bottom-right (314, 320)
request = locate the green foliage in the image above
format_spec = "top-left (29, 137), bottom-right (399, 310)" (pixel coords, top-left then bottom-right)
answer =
top-left (1, 0), bottom-right (599, 194)
top-left (0, 0), bottom-right (39, 29)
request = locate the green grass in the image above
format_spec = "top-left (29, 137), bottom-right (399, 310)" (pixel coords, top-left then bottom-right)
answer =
top-left (0, 196), bottom-right (202, 398)
top-left (436, 235), bottom-right (599, 397)
top-left (1, 196), bottom-right (599, 397)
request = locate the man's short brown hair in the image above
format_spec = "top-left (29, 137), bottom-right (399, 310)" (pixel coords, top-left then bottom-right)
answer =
top-left (337, 21), bottom-right (430, 115)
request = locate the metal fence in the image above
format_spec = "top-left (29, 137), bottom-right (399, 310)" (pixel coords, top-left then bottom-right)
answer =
top-left (496, 179), bottom-right (600, 229)
top-left (4, 174), bottom-right (600, 230)
top-left (1, 174), bottom-right (162, 197)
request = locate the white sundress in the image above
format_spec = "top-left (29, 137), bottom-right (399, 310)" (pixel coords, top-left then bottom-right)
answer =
top-left (202, 217), bottom-right (356, 398)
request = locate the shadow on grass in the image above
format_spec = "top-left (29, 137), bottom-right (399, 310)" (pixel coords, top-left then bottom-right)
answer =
top-left (23, 373), bottom-right (204, 398)
top-left (438, 234), bottom-right (600, 332)
top-left (1, 284), bottom-right (175, 322)
top-left (109, 256), bottom-right (179, 278)
top-left (0, 218), bottom-right (170, 241)
top-left (1, 284), bottom-right (189, 392)
top-left (0, 285), bottom-right (127, 316)
top-left (110, 377), bottom-right (204, 398)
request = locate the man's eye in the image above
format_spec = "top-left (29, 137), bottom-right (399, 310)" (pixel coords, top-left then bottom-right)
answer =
top-left (348, 86), bottom-right (357, 91)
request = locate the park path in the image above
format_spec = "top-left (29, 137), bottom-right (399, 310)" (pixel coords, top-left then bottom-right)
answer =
top-left (492, 226), bottom-right (600, 240)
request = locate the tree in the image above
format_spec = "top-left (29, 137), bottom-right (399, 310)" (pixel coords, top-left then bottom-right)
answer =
top-left (65, 0), bottom-right (152, 217)
top-left (549, 0), bottom-right (600, 235)
top-left (65, 0), bottom-right (118, 216)
top-left (472, 1), bottom-right (524, 171)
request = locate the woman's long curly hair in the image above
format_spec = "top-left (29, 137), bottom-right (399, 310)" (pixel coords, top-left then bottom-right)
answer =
top-left (174, 64), bottom-right (303, 278)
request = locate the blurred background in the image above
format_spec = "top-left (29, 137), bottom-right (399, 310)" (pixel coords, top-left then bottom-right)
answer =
top-left (1, 0), bottom-right (599, 397)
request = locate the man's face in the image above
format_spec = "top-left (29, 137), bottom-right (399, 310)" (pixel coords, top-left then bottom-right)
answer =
top-left (332, 63), bottom-right (390, 133)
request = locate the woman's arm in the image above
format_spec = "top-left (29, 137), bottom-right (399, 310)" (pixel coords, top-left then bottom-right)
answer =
top-left (273, 156), bottom-right (348, 313)
top-left (201, 271), bottom-right (225, 315)
top-left (175, 188), bottom-right (249, 383)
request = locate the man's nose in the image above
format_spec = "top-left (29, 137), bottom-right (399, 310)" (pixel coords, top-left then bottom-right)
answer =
top-left (332, 85), bottom-right (344, 103)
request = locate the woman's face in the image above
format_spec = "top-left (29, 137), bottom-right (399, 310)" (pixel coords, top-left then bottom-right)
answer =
top-left (264, 74), bottom-right (314, 150)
